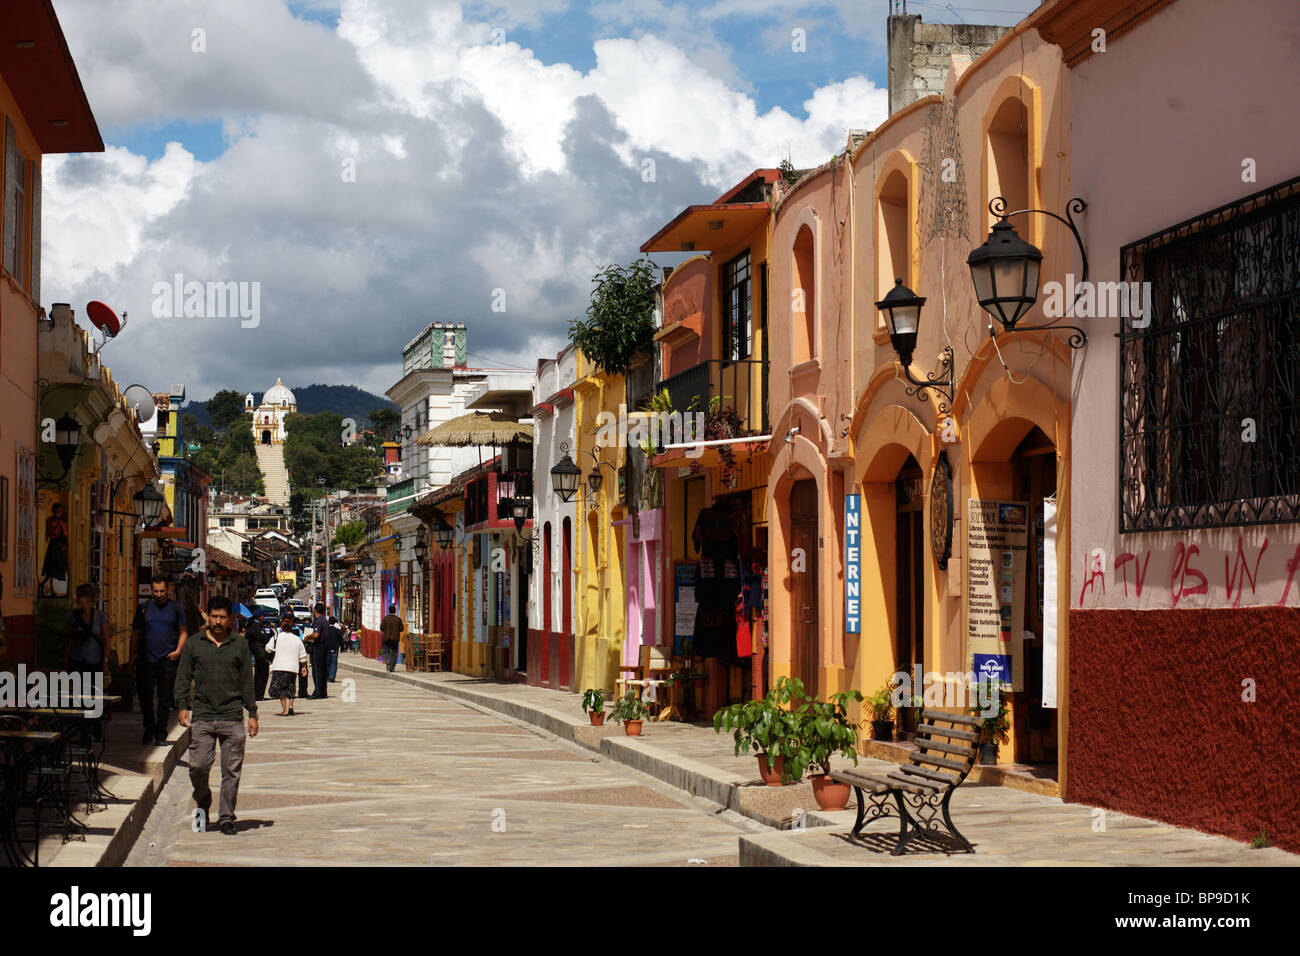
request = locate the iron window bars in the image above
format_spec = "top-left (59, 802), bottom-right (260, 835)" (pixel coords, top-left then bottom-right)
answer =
top-left (1119, 174), bottom-right (1300, 532)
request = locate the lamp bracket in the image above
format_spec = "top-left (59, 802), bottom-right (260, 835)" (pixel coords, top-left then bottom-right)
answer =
top-left (988, 195), bottom-right (1089, 306)
top-left (900, 346), bottom-right (955, 417)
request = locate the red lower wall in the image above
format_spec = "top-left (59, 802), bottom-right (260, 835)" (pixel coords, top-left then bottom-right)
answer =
top-left (1068, 607), bottom-right (1300, 852)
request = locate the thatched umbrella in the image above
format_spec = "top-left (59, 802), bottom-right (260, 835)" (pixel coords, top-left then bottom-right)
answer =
top-left (416, 411), bottom-right (533, 448)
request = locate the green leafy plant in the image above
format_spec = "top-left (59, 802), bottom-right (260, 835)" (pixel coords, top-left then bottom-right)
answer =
top-left (970, 678), bottom-right (1009, 747)
top-left (790, 689), bottom-right (863, 778)
top-left (581, 687), bottom-right (606, 715)
top-left (610, 691), bottom-right (646, 723)
top-left (568, 259), bottom-right (659, 376)
top-left (713, 676), bottom-right (806, 782)
top-left (866, 682), bottom-right (895, 722)
top-left (1250, 826), bottom-right (1270, 849)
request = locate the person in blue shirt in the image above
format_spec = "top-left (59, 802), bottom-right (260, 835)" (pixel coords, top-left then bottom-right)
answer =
top-left (306, 604), bottom-right (333, 699)
top-left (130, 578), bottom-right (189, 746)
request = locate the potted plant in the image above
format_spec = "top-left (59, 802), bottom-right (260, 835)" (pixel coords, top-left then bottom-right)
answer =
top-left (791, 689), bottom-right (863, 810)
top-left (713, 676), bottom-right (805, 785)
top-left (970, 678), bottom-right (1009, 765)
top-left (581, 688), bottom-right (607, 726)
top-left (866, 681), bottom-right (895, 741)
top-left (610, 691), bottom-right (646, 735)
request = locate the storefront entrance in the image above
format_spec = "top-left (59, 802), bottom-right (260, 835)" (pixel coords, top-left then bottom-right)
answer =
top-left (789, 479), bottom-right (819, 699)
top-left (1010, 427), bottom-right (1058, 764)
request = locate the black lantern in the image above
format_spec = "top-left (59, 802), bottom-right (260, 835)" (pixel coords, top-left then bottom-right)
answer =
top-left (361, 553), bottom-right (376, 574)
top-left (433, 515), bottom-right (454, 549)
top-left (134, 483), bottom-right (166, 526)
top-left (874, 279), bottom-right (927, 368)
top-left (586, 467), bottom-right (603, 495)
top-left (511, 496), bottom-right (531, 535)
top-left (967, 218), bottom-right (1043, 331)
top-left (550, 453), bottom-right (581, 502)
top-left (54, 414), bottom-right (82, 469)
top-left (413, 531), bottom-right (428, 563)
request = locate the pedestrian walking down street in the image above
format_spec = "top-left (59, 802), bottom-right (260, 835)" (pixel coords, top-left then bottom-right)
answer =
top-left (380, 605), bottom-right (403, 672)
top-left (130, 579), bottom-right (189, 746)
top-left (326, 616), bottom-right (342, 681)
top-left (66, 583), bottom-right (109, 680)
top-left (245, 608), bottom-right (271, 700)
top-left (266, 612), bottom-right (308, 716)
top-left (307, 603), bottom-right (332, 699)
top-left (174, 595), bottom-right (257, 836)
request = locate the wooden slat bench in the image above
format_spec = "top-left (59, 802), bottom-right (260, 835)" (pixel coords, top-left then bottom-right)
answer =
top-left (831, 709), bottom-right (985, 855)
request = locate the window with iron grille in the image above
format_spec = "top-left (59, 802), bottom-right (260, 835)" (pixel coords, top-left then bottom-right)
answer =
top-left (1119, 175), bottom-right (1300, 532)
top-left (722, 250), bottom-right (751, 360)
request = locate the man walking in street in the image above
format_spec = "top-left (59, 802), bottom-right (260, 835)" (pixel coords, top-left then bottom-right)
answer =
top-left (381, 605), bottom-right (403, 672)
top-left (246, 608), bottom-right (271, 700)
top-left (130, 578), bottom-right (189, 746)
top-left (307, 603), bottom-right (333, 699)
top-left (175, 595), bottom-right (257, 836)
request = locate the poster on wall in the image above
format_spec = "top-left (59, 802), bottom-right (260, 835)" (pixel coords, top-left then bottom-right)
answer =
top-left (38, 491), bottom-right (70, 598)
top-left (673, 563), bottom-right (698, 656)
top-left (844, 494), bottom-right (862, 633)
top-left (966, 499), bottom-right (1028, 690)
top-left (1042, 498), bottom-right (1058, 708)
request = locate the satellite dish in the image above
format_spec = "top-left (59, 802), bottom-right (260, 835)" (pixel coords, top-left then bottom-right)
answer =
top-left (86, 300), bottom-right (125, 337)
top-left (123, 384), bottom-right (156, 423)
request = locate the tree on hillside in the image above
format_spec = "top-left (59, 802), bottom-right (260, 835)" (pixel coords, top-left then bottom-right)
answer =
top-left (332, 520), bottom-right (366, 549)
top-left (285, 411), bottom-right (383, 492)
top-left (208, 389), bottom-right (248, 431)
top-left (367, 407), bottom-right (401, 444)
top-left (568, 258), bottom-right (658, 376)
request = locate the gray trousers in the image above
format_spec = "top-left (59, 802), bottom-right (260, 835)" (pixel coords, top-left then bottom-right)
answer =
top-left (188, 719), bottom-right (247, 826)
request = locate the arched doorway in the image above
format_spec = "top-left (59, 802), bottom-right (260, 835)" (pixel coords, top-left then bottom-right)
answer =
top-left (789, 479), bottom-right (818, 698)
top-left (1011, 426), bottom-right (1058, 764)
top-left (894, 454), bottom-right (925, 737)
top-left (261, 430), bottom-right (271, 445)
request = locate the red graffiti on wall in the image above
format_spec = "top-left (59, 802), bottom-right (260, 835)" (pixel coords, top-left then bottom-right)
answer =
top-left (1278, 542), bottom-right (1300, 607)
top-left (1078, 551), bottom-right (1107, 604)
top-left (1170, 542), bottom-right (1208, 607)
top-left (1224, 535), bottom-right (1269, 608)
top-left (1114, 550), bottom-right (1152, 597)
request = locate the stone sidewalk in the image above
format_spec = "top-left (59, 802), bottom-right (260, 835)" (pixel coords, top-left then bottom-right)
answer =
top-left (339, 656), bottom-right (1300, 867)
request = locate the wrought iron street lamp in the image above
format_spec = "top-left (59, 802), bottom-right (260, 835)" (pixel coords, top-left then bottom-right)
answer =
top-left (967, 196), bottom-right (1089, 347)
top-left (550, 449), bottom-right (582, 502)
top-left (134, 483), bottom-right (166, 527)
top-left (432, 514), bottom-right (455, 549)
top-left (875, 279), bottom-right (954, 415)
top-left (413, 529), bottom-right (428, 563)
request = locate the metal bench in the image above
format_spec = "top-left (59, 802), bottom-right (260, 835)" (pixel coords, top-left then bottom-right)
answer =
top-left (831, 708), bottom-right (984, 855)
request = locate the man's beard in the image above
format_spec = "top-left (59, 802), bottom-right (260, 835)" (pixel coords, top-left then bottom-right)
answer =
top-left (153, 596), bottom-right (167, 606)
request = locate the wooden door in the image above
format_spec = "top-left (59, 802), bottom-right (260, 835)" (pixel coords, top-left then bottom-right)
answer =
top-left (789, 480), bottom-right (819, 699)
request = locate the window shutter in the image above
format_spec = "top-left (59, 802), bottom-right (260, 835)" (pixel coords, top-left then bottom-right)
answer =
top-left (3, 119), bottom-right (17, 277)
top-left (29, 160), bottom-right (40, 302)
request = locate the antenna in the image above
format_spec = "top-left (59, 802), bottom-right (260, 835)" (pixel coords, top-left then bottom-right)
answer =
top-left (86, 301), bottom-right (127, 355)
top-left (122, 384), bottom-right (156, 423)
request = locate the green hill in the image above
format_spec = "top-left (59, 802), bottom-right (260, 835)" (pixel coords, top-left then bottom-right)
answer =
top-left (184, 384), bottom-right (398, 428)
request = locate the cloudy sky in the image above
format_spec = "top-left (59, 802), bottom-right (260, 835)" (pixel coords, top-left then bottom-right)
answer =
top-left (43, 0), bottom-right (1039, 403)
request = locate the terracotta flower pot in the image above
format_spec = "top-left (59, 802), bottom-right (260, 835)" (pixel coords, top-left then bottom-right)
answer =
top-left (589, 711), bottom-right (605, 726)
top-left (809, 773), bottom-right (851, 811)
top-left (757, 754), bottom-right (788, 786)
top-left (624, 719), bottom-right (643, 736)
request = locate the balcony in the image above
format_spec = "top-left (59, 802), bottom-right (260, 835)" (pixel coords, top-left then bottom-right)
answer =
top-left (464, 470), bottom-right (533, 529)
top-left (656, 359), bottom-right (769, 437)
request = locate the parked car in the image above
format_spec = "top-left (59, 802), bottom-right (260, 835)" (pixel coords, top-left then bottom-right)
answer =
top-left (288, 601), bottom-right (313, 624)
top-left (254, 589), bottom-right (281, 613)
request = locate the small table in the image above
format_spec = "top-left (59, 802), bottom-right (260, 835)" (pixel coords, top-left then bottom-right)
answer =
top-left (8, 700), bottom-right (120, 810)
top-left (0, 727), bottom-right (69, 866)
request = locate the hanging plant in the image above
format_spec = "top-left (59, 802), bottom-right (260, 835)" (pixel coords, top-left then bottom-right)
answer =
top-left (568, 259), bottom-right (659, 377)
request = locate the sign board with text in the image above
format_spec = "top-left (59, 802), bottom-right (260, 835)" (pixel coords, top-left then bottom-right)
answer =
top-left (966, 499), bottom-right (1028, 690)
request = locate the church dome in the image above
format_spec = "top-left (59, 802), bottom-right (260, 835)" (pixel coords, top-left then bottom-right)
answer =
top-left (263, 378), bottom-right (295, 408)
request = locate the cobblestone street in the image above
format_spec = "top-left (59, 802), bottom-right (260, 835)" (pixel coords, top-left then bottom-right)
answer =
top-left (126, 669), bottom-right (749, 866)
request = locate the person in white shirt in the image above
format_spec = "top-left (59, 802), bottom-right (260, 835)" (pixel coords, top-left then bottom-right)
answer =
top-left (265, 612), bottom-right (309, 716)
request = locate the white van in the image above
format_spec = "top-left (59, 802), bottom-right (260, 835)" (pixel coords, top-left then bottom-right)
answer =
top-left (254, 588), bottom-right (281, 613)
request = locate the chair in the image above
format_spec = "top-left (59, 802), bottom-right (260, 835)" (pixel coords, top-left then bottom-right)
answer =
top-left (616, 645), bottom-right (673, 715)
top-left (425, 633), bottom-right (443, 672)
top-left (407, 634), bottom-right (425, 672)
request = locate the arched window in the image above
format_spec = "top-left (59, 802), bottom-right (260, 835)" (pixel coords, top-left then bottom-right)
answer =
top-left (792, 225), bottom-right (815, 364)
